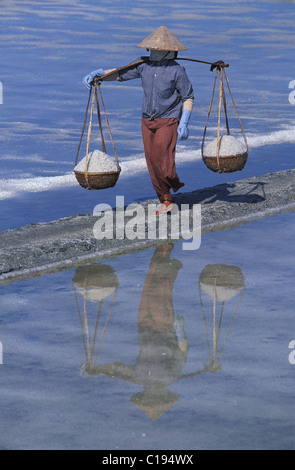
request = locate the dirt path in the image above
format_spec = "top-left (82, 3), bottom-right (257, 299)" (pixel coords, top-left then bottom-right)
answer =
top-left (1, 169), bottom-right (294, 283)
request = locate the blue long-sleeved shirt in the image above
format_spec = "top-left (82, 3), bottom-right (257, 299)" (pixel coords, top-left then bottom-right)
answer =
top-left (118, 57), bottom-right (194, 120)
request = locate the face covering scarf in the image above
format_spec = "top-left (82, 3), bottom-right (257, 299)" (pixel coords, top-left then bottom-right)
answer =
top-left (149, 50), bottom-right (175, 61)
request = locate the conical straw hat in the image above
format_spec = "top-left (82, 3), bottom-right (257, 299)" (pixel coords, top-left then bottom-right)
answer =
top-left (137, 25), bottom-right (187, 51)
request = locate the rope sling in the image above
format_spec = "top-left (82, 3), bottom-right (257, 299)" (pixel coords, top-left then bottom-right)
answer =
top-left (74, 82), bottom-right (121, 190)
top-left (74, 58), bottom-right (248, 190)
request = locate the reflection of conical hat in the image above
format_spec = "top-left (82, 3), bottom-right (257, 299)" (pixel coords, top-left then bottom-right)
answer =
top-left (137, 25), bottom-right (187, 51)
top-left (199, 264), bottom-right (245, 302)
top-left (131, 390), bottom-right (179, 421)
top-left (73, 265), bottom-right (119, 302)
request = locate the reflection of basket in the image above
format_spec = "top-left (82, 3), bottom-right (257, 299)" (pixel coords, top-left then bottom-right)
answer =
top-left (74, 83), bottom-right (121, 190)
top-left (73, 264), bottom-right (119, 374)
top-left (199, 264), bottom-right (245, 301)
top-left (198, 264), bottom-right (245, 370)
top-left (202, 68), bottom-right (248, 174)
top-left (202, 152), bottom-right (248, 173)
top-left (74, 168), bottom-right (121, 190)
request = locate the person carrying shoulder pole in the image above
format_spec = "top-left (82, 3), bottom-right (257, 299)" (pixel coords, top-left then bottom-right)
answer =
top-left (83, 26), bottom-right (194, 215)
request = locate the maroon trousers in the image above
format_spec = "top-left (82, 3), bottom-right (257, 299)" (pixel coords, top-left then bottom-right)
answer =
top-left (141, 117), bottom-right (184, 203)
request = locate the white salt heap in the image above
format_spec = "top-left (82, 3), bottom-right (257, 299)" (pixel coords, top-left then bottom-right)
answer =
top-left (75, 149), bottom-right (118, 173)
top-left (203, 135), bottom-right (246, 157)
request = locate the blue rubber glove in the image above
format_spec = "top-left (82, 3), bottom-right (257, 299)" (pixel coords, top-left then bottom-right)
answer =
top-left (83, 68), bottom-right (105, 90)
top-left (177, 109), bottom-right (191, 141)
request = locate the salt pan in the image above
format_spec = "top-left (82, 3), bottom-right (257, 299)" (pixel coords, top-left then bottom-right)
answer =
top-left (75, 149), bottom-right (118, 173)
top-left (203, 135), bottom-right (246, 157)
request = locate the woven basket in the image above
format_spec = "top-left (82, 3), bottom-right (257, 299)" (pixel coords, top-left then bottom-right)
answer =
top-left (74, 168), bottom-right (121, 190)
top-left (202, 151), bottom-right (248, 173)
top-left (202, 68), bottom-right (248, 174)
top-left (137, 25), bottom-right (187, 51)
top-left (75, 83), bottom-right (121, 191)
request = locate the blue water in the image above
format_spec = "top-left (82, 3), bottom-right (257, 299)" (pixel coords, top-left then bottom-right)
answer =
top-left (0, 211), bottom-right (295, 450)
top-left (0, 0), bottom-right (295, 231)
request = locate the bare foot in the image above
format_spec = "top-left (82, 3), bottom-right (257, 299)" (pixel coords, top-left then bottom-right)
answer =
top-left (152, 200), bottom-right (174, 215)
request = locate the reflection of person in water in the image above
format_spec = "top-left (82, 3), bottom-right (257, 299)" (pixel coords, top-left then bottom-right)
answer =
top-left (138, 242), bottom-right (184, 335)
top-left (98, 243), bottom-right (187, 420)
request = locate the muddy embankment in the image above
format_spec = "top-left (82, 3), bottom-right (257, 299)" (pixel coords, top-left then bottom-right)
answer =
top-left (1, 169), bottom-right (295, 284)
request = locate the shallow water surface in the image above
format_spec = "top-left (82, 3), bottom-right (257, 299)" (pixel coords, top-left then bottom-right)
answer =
top-left (0, 210), bottom-right (294, 450)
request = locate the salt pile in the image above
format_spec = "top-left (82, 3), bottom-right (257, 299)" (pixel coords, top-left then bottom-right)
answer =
top-left (75, 149), bottom-right (118, 173)
top-left (203, 135), bottom-right (246, 157)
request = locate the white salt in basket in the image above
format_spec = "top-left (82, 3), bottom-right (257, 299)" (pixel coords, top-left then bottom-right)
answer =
top-left (202, 135), bottom-right (248, 173)
top-left (74, 150), bottom-right (121, 190)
